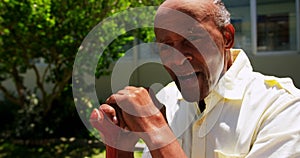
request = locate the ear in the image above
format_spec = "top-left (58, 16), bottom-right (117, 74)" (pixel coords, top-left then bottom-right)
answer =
top-left (223, 24), bottom-right (235, 49)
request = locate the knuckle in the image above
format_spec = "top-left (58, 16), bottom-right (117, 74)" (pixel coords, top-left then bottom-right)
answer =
top-left (125, 86), bottom-right (133, 89)
top-left (100, 104), bottom-right (114, 112)
top-left (133, 87), bottom-right (146, 94)
top-left (139, 87), bottom-right (148, 93)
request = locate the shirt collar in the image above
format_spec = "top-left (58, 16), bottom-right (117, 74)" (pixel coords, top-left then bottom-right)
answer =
top-left (158, 49), bottom-right (253, 113)
top-left (211, 49), bottom-right (254, 100)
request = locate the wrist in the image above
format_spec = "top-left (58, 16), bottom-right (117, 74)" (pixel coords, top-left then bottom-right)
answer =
top-left (140, 125), bottom-right (177, 150)
top-left (125, 111), bottom-right (167, 133)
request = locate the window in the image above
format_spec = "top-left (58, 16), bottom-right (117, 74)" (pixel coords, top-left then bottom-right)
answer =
top-left (257, 14), bottom-right (290, 51)
top-left (257, 0), bottom-right (297, 53)
top-left (223, 0), bottom-right (300, 54)
top-left (224, 0), bottom-right (252, 53)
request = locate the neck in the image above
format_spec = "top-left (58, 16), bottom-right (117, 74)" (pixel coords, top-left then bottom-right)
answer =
top-left (198, 100), bottom-right (206, 113)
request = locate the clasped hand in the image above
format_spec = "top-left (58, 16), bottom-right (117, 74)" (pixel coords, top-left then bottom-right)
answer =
top-left (90, 86), bottom-right (168, 151)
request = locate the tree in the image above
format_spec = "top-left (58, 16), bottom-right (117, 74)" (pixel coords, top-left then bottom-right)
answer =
top-left (0, 0), bottom-right (163, 138)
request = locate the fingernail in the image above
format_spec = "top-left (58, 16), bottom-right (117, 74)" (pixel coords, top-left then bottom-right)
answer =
top-left (124, 126), bottom-right (130, 132)
top-left (112, 116), bottom-right (118, 124)
top-left (90, 108), bottom-right (101, 121)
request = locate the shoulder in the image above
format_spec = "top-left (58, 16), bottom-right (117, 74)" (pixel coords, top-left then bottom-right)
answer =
top-left (245, 75), bottom-right (300, 156)
top-left (239, 73), bottom-right (300, 135)
top-left (247, 72), bottom-right (300, 102)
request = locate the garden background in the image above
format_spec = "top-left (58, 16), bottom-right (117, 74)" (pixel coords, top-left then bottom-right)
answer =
top-left (0, 0), bottom-right (163, 157)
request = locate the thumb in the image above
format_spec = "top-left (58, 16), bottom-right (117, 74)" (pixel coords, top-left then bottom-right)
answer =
top-left (89, 108), bottom-right (104, 129)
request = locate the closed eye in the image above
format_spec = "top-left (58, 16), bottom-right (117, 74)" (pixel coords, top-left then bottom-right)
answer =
top-left (186, 35), bottom-right (200, 41)
top-left (158, 43), bottom-right (171, 51)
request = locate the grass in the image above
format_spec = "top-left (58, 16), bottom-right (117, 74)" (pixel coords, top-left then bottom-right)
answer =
top-left (0, 139), bottom-right (143, 158)
top-left (90, 150), bottom-right (143, 158)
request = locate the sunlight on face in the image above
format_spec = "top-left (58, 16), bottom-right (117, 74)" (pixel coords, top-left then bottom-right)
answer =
top-left (154, 7), bottom-right (225, 102)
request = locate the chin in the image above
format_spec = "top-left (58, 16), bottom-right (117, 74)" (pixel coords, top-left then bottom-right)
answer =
top-left (181, 93), bottom-right (199, 103)
top-left (178, 85), bottom-right (201, 102)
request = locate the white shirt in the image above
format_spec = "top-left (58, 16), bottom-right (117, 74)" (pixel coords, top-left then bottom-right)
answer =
top-left (142, 49), bottom-right (300, 158)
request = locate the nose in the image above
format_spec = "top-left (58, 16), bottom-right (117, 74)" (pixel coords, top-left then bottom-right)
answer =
top-left (165, 47), bottom-right (193, 67)
top-left (159, 38), bottom-right (194, 68)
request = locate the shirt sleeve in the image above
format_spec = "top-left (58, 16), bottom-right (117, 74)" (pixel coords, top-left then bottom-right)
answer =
top-left (246, 99), bottom-right (300, 158)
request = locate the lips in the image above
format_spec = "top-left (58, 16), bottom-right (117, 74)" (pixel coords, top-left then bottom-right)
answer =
top-left (177, 72), bottom-right (199, 80)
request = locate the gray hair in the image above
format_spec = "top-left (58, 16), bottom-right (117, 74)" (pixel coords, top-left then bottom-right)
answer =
top-left (213, 0), bottom-right (231, 28)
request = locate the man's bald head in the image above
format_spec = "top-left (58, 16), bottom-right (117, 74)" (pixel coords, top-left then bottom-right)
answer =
top-left (156, 0), bottom-right (231, 29)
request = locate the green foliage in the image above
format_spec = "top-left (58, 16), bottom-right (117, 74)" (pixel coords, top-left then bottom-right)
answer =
top-left (0, 0), bottom-right (163, 140)
top-left (0, 138), bottom-right (106, 158)
top-left (0, 139), bottom-right (144, 158)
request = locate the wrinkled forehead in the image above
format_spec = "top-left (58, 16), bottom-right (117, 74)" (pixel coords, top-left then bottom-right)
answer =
top-left (155, 0), bottom-right (214, 23)
top-left (154, 0), bottom-right (215, 34)
top-left (154, 7), bottom-right (208, 37)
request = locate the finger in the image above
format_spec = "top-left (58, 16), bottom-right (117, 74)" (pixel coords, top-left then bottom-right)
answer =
top-left (89, 108), bottom-right (104, 129)
top-left (100, 104), bottom-right (116, 118)
top-left (106, 94), bottom-right (129, 109)
top-left (90, 107), bottom-right (118, 133)
top-left (105, 95), bottom-right (129, 127)
top-left (118, 111), bottom-right (128, 129)
top-left (100, 104), bottom-right (118, 124)
top-left (124, 86), bottom-right (138, 90)
top-left (125, 86), bottom-right (148, 95)
top-left (106, 94), bottom-right (118, 105)
top-left (90, 108), bottom-right (103, 122)
top-left (106, 87), bottom-right (144, 104)
top-left (117, 89), bottom-right (132, 95)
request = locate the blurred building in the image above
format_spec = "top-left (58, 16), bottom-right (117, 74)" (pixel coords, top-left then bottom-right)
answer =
top-left (98, 0), bottom-right (300, 100)
top-left (1, 0), bottom-right (300, 102)
top-left (223, 0), bottom-right (300, 89)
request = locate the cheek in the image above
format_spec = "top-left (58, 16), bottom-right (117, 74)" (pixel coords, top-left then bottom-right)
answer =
top-left (213, 33), bottom-right (226, 54)
top-left (207, 34), bottom-right (225, 69)
top-left (193, 37), bottom-right (225, 88)
top-left (163, 66), bottom-right (177, 80)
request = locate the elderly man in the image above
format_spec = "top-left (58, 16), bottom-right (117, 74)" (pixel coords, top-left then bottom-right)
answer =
top-left (90, 0), bottom-right (300, 157)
